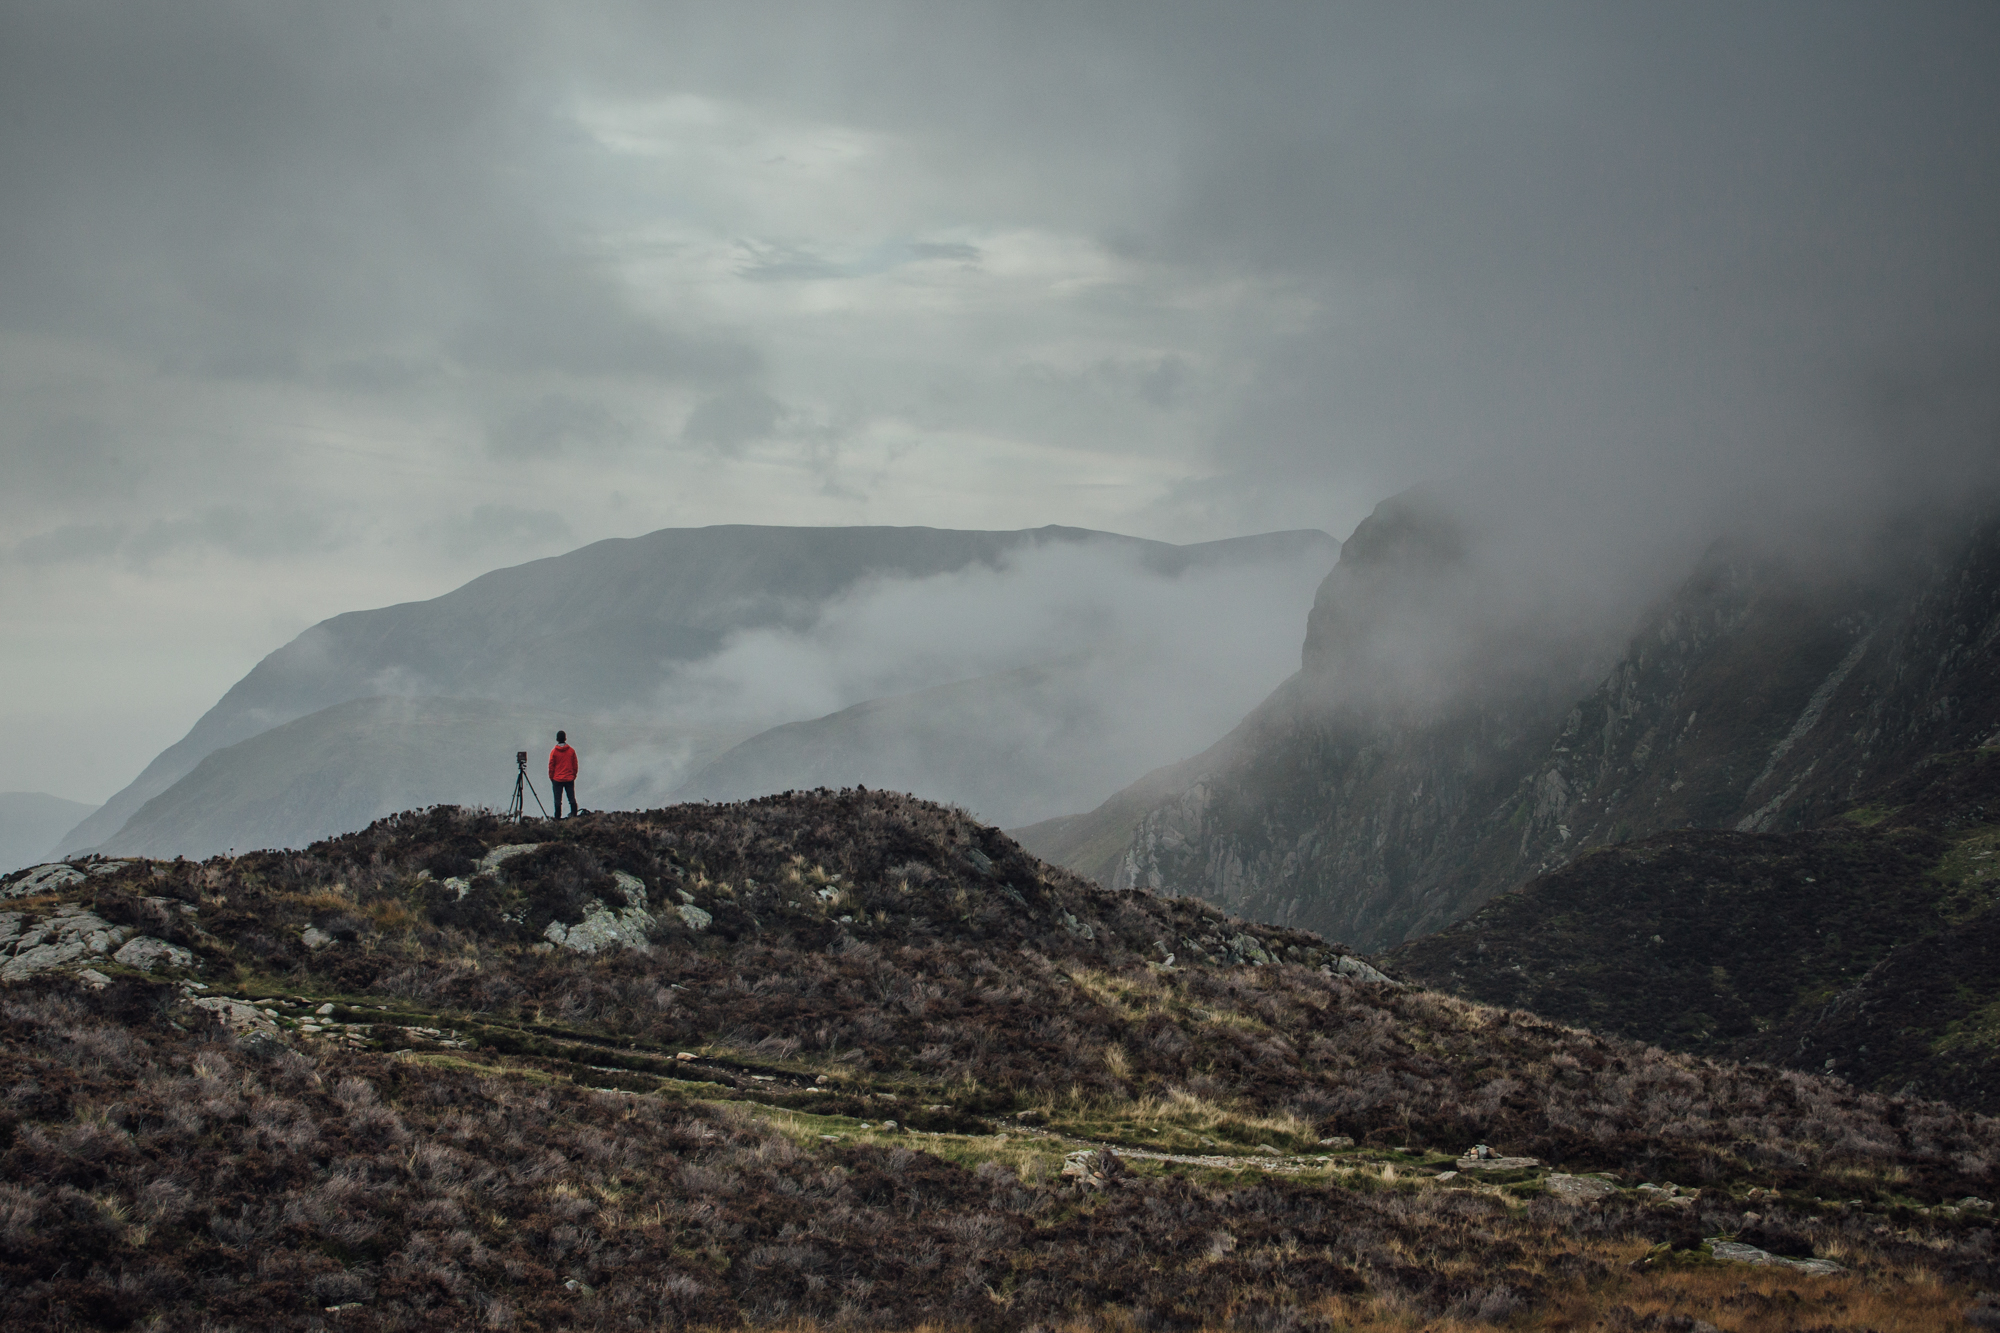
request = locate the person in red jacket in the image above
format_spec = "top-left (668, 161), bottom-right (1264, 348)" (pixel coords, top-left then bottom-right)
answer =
top-left (549, 731), bottom-right (579, 819)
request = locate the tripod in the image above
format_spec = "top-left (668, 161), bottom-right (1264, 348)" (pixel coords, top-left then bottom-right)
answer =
top-left (506, 750), bottom-right (550, 823)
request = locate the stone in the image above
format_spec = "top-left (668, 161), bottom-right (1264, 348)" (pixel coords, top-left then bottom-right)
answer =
top-left (1256, 1144), bottom-right (1282, 1156)
top-left (6, 864), bottom-right (86, 898)
top-left (317, 1002), bottom-right (335, 1016)
top-left (1328, 955), bottom-right (1399, 985)
top-left (545, 874), bottom-right (656, 954)
top-left (676, 1052), bottom-right (698, 1062)
top-left (78, 969), bottom-right (111, 989)
top-left (1434, 1170), bottom-right (1459, 1181)
top-left (477, 843), bottom-right (543, 874)
top-left (1456, 1147), bottom-right (1542, 1171)
top-left (1062, 1148), bottom-right (1128, 1187)
top-left (112, 936), bottom-right (195, 972)
top-left (1227, 933), bottom-right (1273, 965)
top-left (189, 996), bottom-right (281, 1033)
top-left (1319, 1136), bottom-right (1356, 1148)
top-left (1706, 1238), bottom-right (1843, 1275)
top-left (1546, 1173), bottom-right (1619, 1203)
top-left (0, 908), bottom-right (132, 981)
top-left (300, 926), bottom-right (335, 950)
top-left (677, 903), bottom-right (713, 932)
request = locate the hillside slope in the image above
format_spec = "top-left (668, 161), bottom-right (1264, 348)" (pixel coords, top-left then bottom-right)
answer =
top-left (1027, 498), bottom-right (2000, 951)
top-left (1385, 746), bottom-right (2000, 1110)
top-left (4, 791), bottom-right (1998, 1329)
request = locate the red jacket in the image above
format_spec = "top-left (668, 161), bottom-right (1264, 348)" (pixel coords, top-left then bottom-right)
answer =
top-left (548, 744), bottom-right (578, 782)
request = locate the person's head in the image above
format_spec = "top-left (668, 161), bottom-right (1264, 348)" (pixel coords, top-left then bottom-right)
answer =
top-left (556, 730), bottom-right (566, 744)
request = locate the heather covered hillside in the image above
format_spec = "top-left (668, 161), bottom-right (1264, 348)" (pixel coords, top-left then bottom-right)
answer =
top-left (1387, 744), bottom-right (2000, 1112)
top-left (2, 791), bottom-right (1997, 1330)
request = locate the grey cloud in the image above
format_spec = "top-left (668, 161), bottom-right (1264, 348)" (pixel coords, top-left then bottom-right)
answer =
top-left (0, 2), bottom-right (752, 388)
top-left (734, 242), bottom-right (848, 283)
top-left (439, 503), bottom-right (575, 555)
top-left (8, 0), bottom-right (2000, 803)
top-left (907, 241), bottom-right (980, 263)
top-left (13, 507), bottom-right (340, 568)
top-left (488, 394), bottom-right (629, 458)
top-left (683, 388), bottom-right (786, 452)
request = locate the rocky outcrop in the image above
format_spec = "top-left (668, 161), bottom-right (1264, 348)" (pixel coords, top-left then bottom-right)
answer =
top-left (0, 904), bottom-right (194, 981)
top-left (5, 858), bottom-right (138, 899)
top-left (1544, 1174), bottom-right (1618, 1203)
top-left (544, 870), bottom-right (657, 953)
top-left (1706, 1238), bottom-right (1843, 1275)
top-left (113, 935), bottom-right (195, 972)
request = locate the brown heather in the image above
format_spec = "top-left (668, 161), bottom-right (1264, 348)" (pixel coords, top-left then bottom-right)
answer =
top-left (0, 790), bottom-right (1995, 1330)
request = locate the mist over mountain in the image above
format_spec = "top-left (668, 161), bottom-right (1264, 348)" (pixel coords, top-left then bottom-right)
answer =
top-left (1022, 492), bottom-right (2000, 952)
top-left (0, 792), bottom-right (96, 875)
top-left (67, 524), bottom-right (1334, 859)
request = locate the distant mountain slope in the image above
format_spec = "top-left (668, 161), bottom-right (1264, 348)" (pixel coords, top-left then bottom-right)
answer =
top-left (1385, 745), bottom-right (2000, 1111)
top-left (0, 792), bottom-right (97, 874)
top-left (62, 525), bottom-right (1334, 857)
top-left (1025, 498), bottom-right (2000, 952)
top-left (98, 696), bottom-right (719, 860)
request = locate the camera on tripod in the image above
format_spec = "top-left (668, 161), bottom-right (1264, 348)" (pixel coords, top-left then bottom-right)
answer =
top-left (506, 749), bottom-right (547, 822)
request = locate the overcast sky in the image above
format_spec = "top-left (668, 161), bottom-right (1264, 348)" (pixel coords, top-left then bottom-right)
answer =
top-left (4, 1), bottom-right (1998, 803)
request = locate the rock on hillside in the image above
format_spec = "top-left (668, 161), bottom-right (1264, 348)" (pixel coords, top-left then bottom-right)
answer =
top-left (1024, 498), bottom-right (2000, 951)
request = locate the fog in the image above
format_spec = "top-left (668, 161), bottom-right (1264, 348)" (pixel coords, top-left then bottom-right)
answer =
top-left (654, 539), bottom-right (1333, 735)
top-left (3, 3), bottom-right (1997, 803)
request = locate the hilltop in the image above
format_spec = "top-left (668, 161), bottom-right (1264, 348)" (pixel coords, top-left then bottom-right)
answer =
top-left (3, 791), bottom-right (1997, 1330)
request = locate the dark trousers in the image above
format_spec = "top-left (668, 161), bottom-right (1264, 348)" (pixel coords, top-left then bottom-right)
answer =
top-left (552, 780), bottom-right (577, 817)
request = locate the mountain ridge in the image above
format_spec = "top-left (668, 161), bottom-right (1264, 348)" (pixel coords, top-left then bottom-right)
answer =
top-left (1023, 498), bottom-right (2000, 952)
top-left (64, 524), bottom-right (1334, 858)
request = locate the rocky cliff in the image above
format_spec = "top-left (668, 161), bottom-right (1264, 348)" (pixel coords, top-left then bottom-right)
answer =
top-left (1022, 497), bottom-right (2000, 952)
